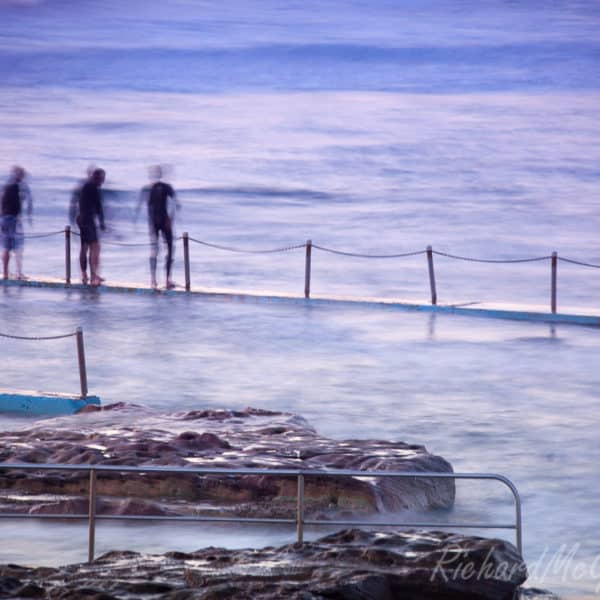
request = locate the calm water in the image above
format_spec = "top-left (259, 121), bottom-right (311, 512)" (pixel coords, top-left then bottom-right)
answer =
top-left (1, 1), bottom-right (600, 596)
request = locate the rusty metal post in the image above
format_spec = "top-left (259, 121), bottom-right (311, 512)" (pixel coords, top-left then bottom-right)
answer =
top-left (65, 226), bottom-right (71, 286)
top-left (296, 473), bottom-right (305, 543)
top-left (427, 245), bottom-right (437, 305)
top-left (551, 251), bottom-right (557, 314)
top-left (304, 240), bottom-right (312, 299)
top-left (88, 468), bottom-right (97, 563)
top-left (183, 232), bottom-right (191, 292)
top-left (76, 327), bottom-right (88, 398)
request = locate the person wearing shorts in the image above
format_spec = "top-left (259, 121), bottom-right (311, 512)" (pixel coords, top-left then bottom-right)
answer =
top-left (76, 168), bottom-right (106, 285)
top-left (1, 166), bottom-right (32, 280)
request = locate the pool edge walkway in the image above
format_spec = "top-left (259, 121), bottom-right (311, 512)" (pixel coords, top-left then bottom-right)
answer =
top-left (2, 277), bottom-right (599, 327)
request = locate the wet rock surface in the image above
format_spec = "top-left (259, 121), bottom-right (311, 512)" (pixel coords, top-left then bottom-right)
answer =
top-left (0, 405), bottom-right (454, 519)
top-left (0, 528), bottom-right (535, 599)
top-left (519, 590), bottom-right (561, 599)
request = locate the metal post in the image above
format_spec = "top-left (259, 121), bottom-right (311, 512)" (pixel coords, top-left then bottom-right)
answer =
top-left (296, 473), bottom-right (305, 543)
top-left (76, 327), bottom-right (88, 399)
top-left (88, 469), bottom-right (97, 563)
top-left (64, 226), bottom-right (71, 286)
top-left (496, 473), bottom-right (523, 556)
top-left (551, 251), bottom-right (557, 314)
top-left (183, 232), bottom-right (191, 292)
top-left (304, 240), bottom-right (312, 299)
top-left (427, 245), bottom-right (437, 305)
top-left (515, 495), bottom-right (523, 556)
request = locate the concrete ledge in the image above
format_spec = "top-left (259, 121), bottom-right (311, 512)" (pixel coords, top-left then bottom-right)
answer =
top-left (2, 277), bottom-right (599, 327)
top-left (0, 390), bottom-right (101, 416)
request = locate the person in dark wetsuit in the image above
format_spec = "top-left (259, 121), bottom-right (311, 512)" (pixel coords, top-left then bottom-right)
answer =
top-left (1, 166), bottom-right (32, 280)
top-left (76, 168), bottom-right (105, 286)
top-left (136, 165), bottom-right (180, 289)
top-left (69, 164), bottom-right (96, 227)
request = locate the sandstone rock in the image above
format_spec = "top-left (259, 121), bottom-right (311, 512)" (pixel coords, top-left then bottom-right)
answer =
top-left (0, 405), bottom-right (454, 519)
top-left (0, 529), bottom-right (548, 599)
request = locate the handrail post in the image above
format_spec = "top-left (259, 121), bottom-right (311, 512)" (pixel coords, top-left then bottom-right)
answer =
top-left (296, 473), bottom-right (305, 543)
top-left (76, 327), bottom-right (88, 398)
top-left (64, 225), bottom-right (71, 287)
top-left (551, 251), bottom-right (557, 314)
top-left (88, 468), bottom-right (97, 563)
top-left (515, 494), bottom-right (522, 556)
top-left (494, 474), bottom-right (523, 556)
top-left (304, 240), bottom-right (312, 299)
top-left (183, 232), bottom-right (191, 292)
top-left (426, 245), bottom-right (437, 305)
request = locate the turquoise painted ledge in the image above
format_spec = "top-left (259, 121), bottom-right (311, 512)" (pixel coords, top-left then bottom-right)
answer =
top-left (0, 391), bottom-right (101, 416)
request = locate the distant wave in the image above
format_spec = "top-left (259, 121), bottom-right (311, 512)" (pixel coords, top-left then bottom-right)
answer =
top-left (27, 185), bottom-right (334, 202)
top-left (62, 121), bottom-right (145, 132)
top-left (5, 41), bottom-right (600, 62)
top-left (180, 186), bottom-right (334, 201)
top-left (2, 42), bottom-right (600, 93)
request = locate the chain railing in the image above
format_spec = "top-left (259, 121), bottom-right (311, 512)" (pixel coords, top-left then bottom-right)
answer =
top-left (187, 236), bottom-right (305, 255)
top-left (0, 463), bottom-right (522, 563)
top-left (557, 256), bottom-right (600, 269)
top-left (0, 326), bottom-right (89, 400)
top-left (4, 226), bottom-right (600, 314)
top-left (0, 330), bottom-right (77, 341)
top-left (21, 230), bottom-right (66, 239)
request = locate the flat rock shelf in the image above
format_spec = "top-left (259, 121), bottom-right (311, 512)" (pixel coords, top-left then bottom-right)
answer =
top-left (0, 405), bottom-right (454, 519)
top-left (0, 529), bottom-right (558, 599)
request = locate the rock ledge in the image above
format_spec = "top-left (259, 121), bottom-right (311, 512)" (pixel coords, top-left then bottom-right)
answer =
top-left (0, 405), bottom-right (455, 519)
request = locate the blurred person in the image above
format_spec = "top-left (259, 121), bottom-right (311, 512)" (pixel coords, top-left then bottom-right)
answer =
top-left (76, 168), bottom-right (106, 286)
top-left (1, 165), bottom-right (33, 280)
top-left (69, 164), bottom-right (96, 226)
top-left (135, 165), bottom-right (180, 290)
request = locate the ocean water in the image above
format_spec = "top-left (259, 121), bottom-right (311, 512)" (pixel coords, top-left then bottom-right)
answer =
top-left (1, 1), bottom-right (600, 597)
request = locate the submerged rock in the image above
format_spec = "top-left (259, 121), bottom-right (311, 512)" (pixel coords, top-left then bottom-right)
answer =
top-left (0, 405), bottom-right (454, 519)
top-left (0, 529), bottom-right (534, 599)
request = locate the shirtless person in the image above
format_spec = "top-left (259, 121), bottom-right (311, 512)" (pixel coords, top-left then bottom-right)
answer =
top-left (76, 168), bottom-right (106, 286)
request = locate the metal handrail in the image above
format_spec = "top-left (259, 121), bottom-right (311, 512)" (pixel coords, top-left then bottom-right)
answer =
top-left (0, 463), bottom-right (522, 562)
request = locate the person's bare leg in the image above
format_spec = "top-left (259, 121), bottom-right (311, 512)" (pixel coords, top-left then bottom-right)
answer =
top-left (2, 250), bottom-right (9, 280)
top-left (16, 247), bottom-right (25, 279)
top-left (90, 241), bottom-right (102, 285)
top-left (80, 242), bottom-right (89, 283)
